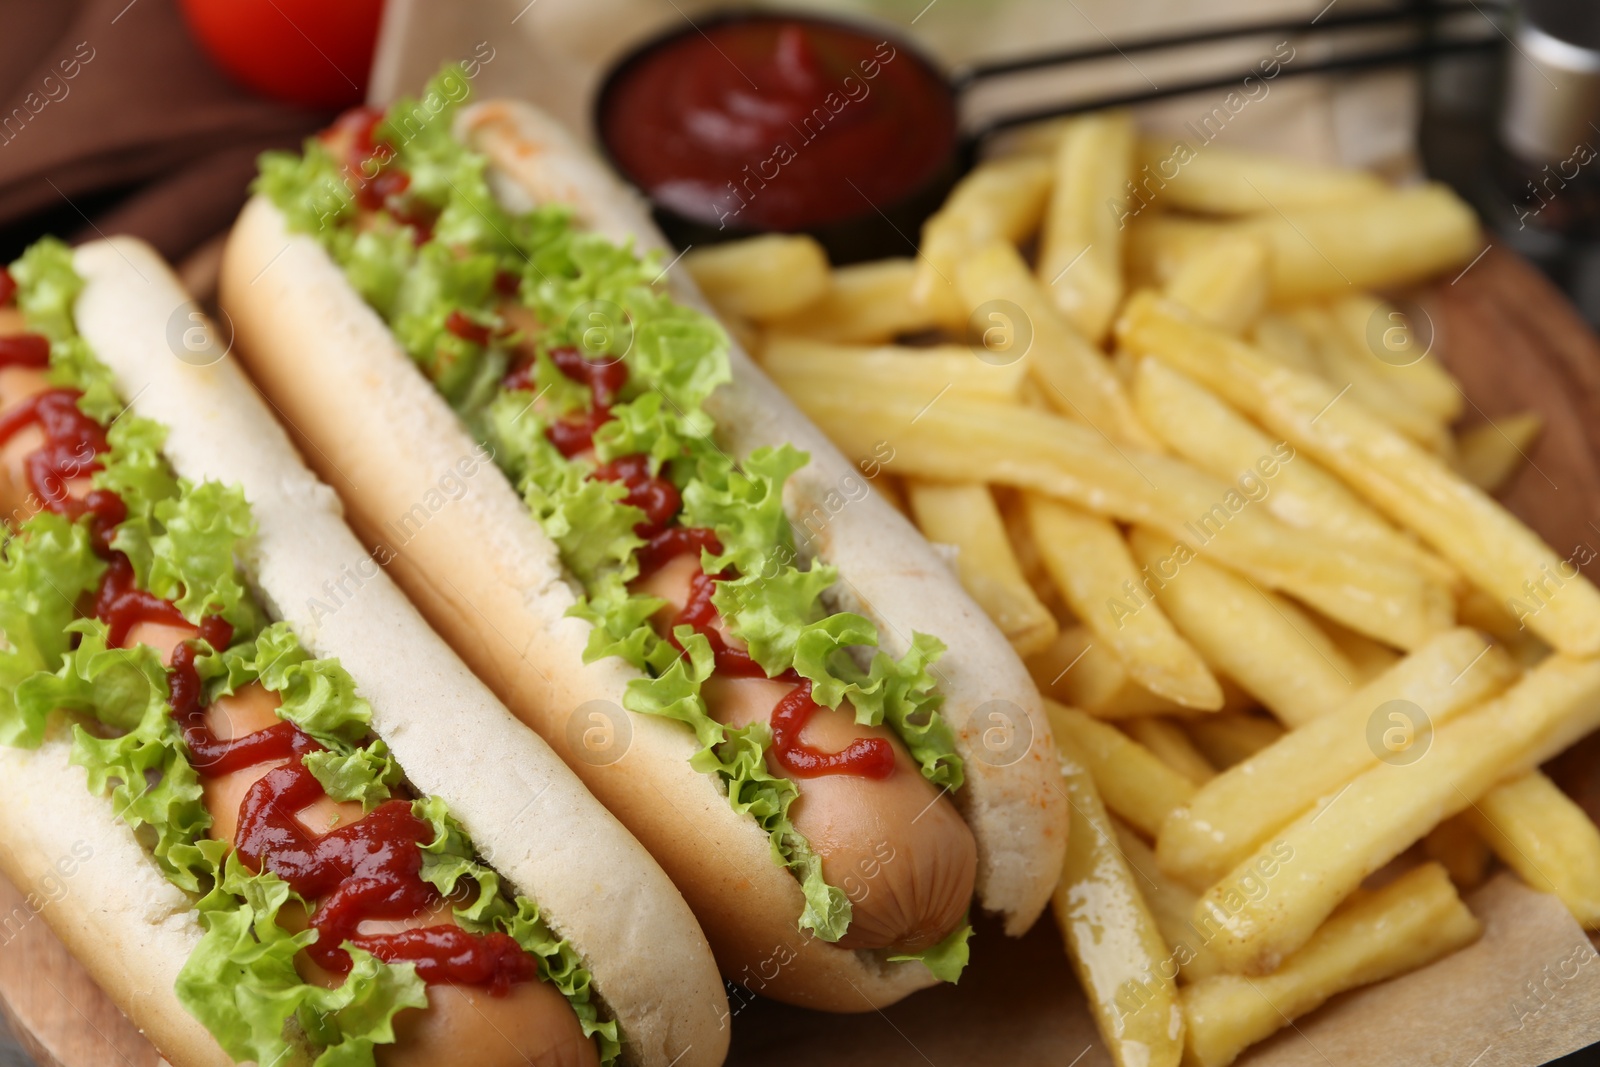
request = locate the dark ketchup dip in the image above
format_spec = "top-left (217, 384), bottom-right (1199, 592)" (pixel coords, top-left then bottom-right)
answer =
top-left (598, 15), bottom-right (957, 239)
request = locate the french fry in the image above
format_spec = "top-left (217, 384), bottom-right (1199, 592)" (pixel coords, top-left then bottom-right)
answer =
top-left (906, 481), bottom-right (1058, 658)
top-left (763, 258), bottom-right (943, 343)
top-left (957, 241), bottom-right (1153, 447)
top-left (1456, 413), bottom-right (1544, 494)
top-left (1328, 294), bottom-right (1463, 423)
top-left (1128, 527), bottom-right (1358, 728)
top-left (1181, 863), bottom-right (1481, 1067)
top-left (1027, 628), bottom-right (1205, 719)
top-left (781, 385), bottom-right (1452, 650)
top-left (1054, 735), bottom-right (1185, 1067)
top-left (1130, 356), bottom-right (1458, 586)
top-left (1317, 615), bottom-right (1403, 683)
top-left (1251, 312), bottom-right (1324, 377)
top-left (1156, 629), bottom-right (1516, 889)
top-left (683, 234), bottom-right (831, 320)
top-left (1126, 215), bottom-right (1226, 290)
top-left (761, 335), bottom-right (1025, 404)
top-left (1197, 654), bottom-right (1600, 974)
top-left (1037, 111), bottom-right (1135, 343)
top-left (1424, 815), bottom-right (1493, 891)
top-left (1047, 700), bottom-right (1196, 839)
top-left (1123, 718), bottom-right (1216, 784)
top-left (912, 156), bottom-right (1054, 324)
top-left (1463, 770), bottom-right (1600, 928)
top-left (1135, 139), bottom-right (1387, 216)
top-left (1120, 292), bottom-right (1600, 656)
top-left (1183, 713), bottom-right (1284, 771)
top-left (1028, 499), bottom-right (1222, 709)
top-left (1161, 232), bottom-right (1268, 336)
top-left (1240, 184), bottom-right (1480, 301)
top-left (1114, 819), bottom-right (1223, 983)
top-left (1290, 305), bottom-right (1452, 453)
top-left (1134, 189), bottom-right (1478, 302)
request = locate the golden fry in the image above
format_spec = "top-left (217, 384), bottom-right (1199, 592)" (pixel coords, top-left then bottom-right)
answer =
top-left (958, 240), bottom-right (1152, 447)
top-left (763, 258), bottom-right (941, 343)
top-left (906, 481), bottom-right (1058, 658)
top-left (1456, 413), bottom-right (1544, 494)
top-left (1134, 139), bottom-right (1386, 216)
top-left (1464, 770), bottom-right (1600, 928)
top-left (1054, 734), bottom-right (1186, 1067)
top-left (1161, 232), bottom-right (1268, 336)
top-left (1131, 356), bottom-right (1457, 585)
top-left (781, 384), bottom-right (1452, 650)
top-left (1120, 292), bottom-right (1600, 657)
top-left (1037, 111), bottom-right (1136, 343)
top-left (1182, 863), bottom-right (1480, 1067)
top-left (913, 156), bottom-right (1054, 324)
top-left (1047, 700), bottom-right (1196, 839)
top-left (1129, 527), bottom-right (1358, 728)
top-left (1123, 718), bottom-right (1216, 784)
top-left (1197, 654), bottom-right (1600, 974)
top-left (1028, 499), bottom-right (1221, 709)
top-left (1157, 629), bottom-right (1516, 890)
top-left (683, 234), bottom-right (830, 320)
top-left (761, 335), bottom-right (1025, 403)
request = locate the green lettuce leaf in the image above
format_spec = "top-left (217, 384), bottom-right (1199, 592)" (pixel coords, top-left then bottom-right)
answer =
top-left (221, 622), bottom-right (373, 751)
top-left (145, 479), bottom-right (261, 632)
top-left (889, 921), bottom-right (973, 984)
top-left (302, 743), bottom-right (400, 812)
top-left (181, 854), bottom-right (429, 1067)
top-left (10, 236), bottom-right (83, 343)
top-left (0, 512), bottom-right (105, 746)
top-left (20, 618), bottom-right (220, 890)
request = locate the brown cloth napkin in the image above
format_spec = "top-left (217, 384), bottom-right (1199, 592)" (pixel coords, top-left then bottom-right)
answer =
top-left (0, 0), bottom-right (334, 265)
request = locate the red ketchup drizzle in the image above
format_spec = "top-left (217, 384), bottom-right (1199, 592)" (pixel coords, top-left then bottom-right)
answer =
top-left (0, 388), bottom-right (122, 546)
top-left (94, 554), bottom-right (189, 647)
top-left (770, 680), bottom-right (895, 779)
top-left (0, 332), bottom-right (50, 368)
top-left (672, 566), bottom-right (765, 678)
top-left (91, 542), bottom-right (534, 994)
top-left (445, 309), bottom-right (493, 347)
top-left (593, 454), bottom-right (681, 539)
top-left (635, 525), bottom-right (722, 580)
top-left (536, 346), bottom-right (631, 457)
top-left (236, 763), bottom-right (535, 991)
top-left (0, 266), bottom-right (15, 306)
top-left (327, 106), bottom-right (429, 238)
top-left (169, 616), bottom-right (317, 776)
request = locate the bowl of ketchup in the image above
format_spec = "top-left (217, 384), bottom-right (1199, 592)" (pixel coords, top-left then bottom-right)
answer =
top-left (595, 12), bottom-right (962, 263)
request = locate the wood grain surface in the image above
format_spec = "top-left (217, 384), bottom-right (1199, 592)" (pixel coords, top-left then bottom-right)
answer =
top-left (2, 244), bottom-right (1598, 1067)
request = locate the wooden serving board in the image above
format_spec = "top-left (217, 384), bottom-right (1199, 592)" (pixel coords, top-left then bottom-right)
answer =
top-left (3, 244), bottom-right (1599, 1067)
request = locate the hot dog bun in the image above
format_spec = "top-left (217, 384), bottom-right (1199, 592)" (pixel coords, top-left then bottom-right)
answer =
top-left (220, 100), bottom-right (1067, 1010)
top-left (0, 237), bottom-right (728, 1067)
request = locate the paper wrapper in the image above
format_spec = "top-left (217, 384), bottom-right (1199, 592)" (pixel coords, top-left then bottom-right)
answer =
top-left (363, 2), bottom-right (1599, 1064)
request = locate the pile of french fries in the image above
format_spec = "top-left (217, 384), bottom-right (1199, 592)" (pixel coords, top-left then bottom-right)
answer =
top-left (687, 108), bottom-right (1600, 1066)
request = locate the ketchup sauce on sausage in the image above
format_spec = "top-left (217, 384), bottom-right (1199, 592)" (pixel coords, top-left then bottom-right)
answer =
top-left (527, 342), bottom-right (898, 779)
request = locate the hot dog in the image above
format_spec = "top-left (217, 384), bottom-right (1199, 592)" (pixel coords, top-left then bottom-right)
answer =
top-left (0, 237), bottom-right (728, 1066)
top-left (220, 66), bottom-right (1068, 1010)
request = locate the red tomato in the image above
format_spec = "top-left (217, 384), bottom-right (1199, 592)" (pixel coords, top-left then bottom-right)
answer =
top-left (179, 0), bottom-right (386, 110)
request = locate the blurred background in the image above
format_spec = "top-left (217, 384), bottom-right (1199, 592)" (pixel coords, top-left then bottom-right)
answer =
top-left (5, 0), bottom-right (1600, 318)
